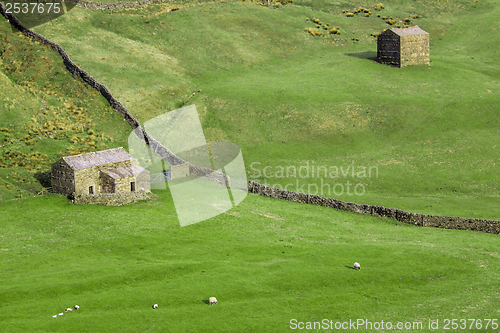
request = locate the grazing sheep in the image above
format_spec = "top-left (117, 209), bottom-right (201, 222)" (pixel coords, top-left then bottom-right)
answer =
top-left (209, 297), bottom-right (217, 305)
top-left (74, 305), bottom-right (80, 310)
top-left (152, 304), bottom-right (158, 309)
top-left (354, 262), bottom-right (361, 270)
top-left (65, 308), bottom-right (73, 312)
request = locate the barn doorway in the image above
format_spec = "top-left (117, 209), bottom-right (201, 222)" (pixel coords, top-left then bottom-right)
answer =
top-left (89, 185), bottom-right (94, 194)
top-left (131, 182), bottom-right (136, 192)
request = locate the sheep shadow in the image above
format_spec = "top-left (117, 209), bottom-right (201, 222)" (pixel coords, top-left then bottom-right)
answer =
top-left (201, 299), bottom-right (210, 305)
top-left (345, 51), bottom-right (378, 62)
top-left (345, 265), bottom-right (358, 270)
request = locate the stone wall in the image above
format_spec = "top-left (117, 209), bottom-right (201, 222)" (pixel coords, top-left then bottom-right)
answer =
top-left (114, 174), bottom-right (135, 193)
top-left (51, 159), bottom-right (75, 195)
top-left (377, 31), bottom-right (401, 67)
top-left (100, 170), bottom-right (115, 193)
top-left (72, 190), bottom-right (152, 205)
top-left (74, 165), bottom-right (102, 194)
top-left (0, 3), bottom-right (229, 187)
top-left (400, 34), bottom-right (429, 68)
top-left (67, 0), bottom-right (175, 11)
top-left (247, 180), bottom-right (500, 235)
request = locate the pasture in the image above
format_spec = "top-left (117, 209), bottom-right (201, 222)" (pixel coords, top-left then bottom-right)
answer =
top-left (1, 0), bottom-right (499, 331)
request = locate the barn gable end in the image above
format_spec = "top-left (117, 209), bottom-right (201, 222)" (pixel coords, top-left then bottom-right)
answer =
top-left (51, 158), bottom-right (75, 196)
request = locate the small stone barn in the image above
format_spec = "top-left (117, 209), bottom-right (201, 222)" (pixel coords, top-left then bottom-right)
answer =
top-left (377, 25), bottom-right (429, 68)
top-left (51, 147), bottom-right (150, 196)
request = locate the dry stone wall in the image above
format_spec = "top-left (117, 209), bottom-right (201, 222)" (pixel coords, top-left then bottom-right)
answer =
top-left (67, 0), bottom-right (175, 11)
top-left (247, 180), bottom-right (500, 235)
top-left (72, 190), bottom-right (151, 205)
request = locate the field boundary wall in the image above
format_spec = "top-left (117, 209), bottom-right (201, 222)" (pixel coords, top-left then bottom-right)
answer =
top-left (69, 0), bottom-right (175, 11)
top-left (71, 190), bottom-right (151, 205)
top-left (247, 180), bottom-right (500, 235)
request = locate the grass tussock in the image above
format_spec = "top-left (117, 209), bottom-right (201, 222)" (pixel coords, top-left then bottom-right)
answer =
top-left (305, 27), bottom-right (322, 37)
top-left (305, 17), bottom-right (341, 37)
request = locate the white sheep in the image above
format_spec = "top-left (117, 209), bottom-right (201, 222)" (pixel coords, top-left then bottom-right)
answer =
top-left (152, 304), bottom-right (158, 309)
top-left (209, 297), bottom-right (217, 305)
top-left (354, 262), bottom-right (361, 270)
top-left (74, 305), bottom-right (80, 310)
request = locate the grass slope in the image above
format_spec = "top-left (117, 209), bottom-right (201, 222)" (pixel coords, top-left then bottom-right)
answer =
top-left (1, 192), bottom-right (499, 332)
top-left (0, 20), bottom-right (132, 200)
top-left (27, 0), bottom-right (500, 219)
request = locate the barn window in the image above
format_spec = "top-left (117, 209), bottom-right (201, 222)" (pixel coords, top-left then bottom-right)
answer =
top-left (131, 182), bottom-right (136, 192)
top-left (89, 186), bottom-right (94, 194)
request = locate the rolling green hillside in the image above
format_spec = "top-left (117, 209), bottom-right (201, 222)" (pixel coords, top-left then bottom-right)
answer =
top-left (1, 1), bottom-right (500, 332)
top-left (25, 0), bottom-right (500, 219)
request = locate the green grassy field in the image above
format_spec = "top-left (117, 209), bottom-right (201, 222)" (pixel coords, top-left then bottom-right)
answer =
top-left (1, 191), bottom-right (500, 332)
top-left (1, 0), bottom-right (500, 331)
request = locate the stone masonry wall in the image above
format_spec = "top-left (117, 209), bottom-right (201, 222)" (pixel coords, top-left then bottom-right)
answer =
top-left (400, 34), bottom-right (429, 68)
top-left (114, 175), bottom-right (135, 193)
top-left (100, 171), bottom-right (115, 193)
top-left (247, 180), bottom-right (500, 235)
top-left (72, 190), bottom-right (151, 206)
top-left (74, 165), bottom-right (101, 194)
top-left (68, 0), bottom-right (175, 11)
top-left (51, 159), bottom-right (75, 195)
top-left (377, 32), bottom-right (400, 67)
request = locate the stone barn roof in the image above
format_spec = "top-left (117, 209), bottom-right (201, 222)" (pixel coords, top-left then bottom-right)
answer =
top-left (63, 147), bottom-right (132, 170)
top-left (389, 25), bottom-right (428, 37)
top-left (101, 164), bottom-right (148, 179)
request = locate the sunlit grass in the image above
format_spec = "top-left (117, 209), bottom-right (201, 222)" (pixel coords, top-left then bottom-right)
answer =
top-left (0, 192), bottom-right (499, 332)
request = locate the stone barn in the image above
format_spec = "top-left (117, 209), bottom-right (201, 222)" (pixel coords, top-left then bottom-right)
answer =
top-left (51, 147), bottom-right (150, 196)
top-left (377, 25), bottom-right (429, 68)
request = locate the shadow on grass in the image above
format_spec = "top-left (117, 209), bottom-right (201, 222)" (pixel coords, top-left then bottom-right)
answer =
top-left (345, 265), bottom-right (358, 270)
top-left (345, 51), bottom-right (378, 62)
top-left (34, 171), bottom-right (51, 188)
top-left (202, 299), bottom-right (210, 305)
